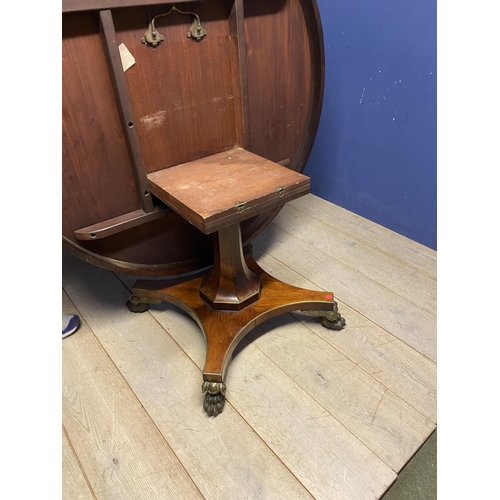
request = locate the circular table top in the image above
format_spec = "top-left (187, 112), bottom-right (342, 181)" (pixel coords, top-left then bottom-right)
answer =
top-left (62, 0), bottom-right (325, 276)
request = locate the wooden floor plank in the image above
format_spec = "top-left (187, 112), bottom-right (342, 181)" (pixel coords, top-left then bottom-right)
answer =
top-left (62, 428), bottom-right (96, 500)
top-left (63, 253), bottom-right (317, 500)
top-left (62, 291), bottom-right (204, 500)
top-left (288, 195), bottom-right (437, 279)
top-left (243, 315), bottom-right (435, 472)
top-left (253, 247), bottom-right (437, 423)
top-left (254, 224), bottom-right (437, 362)
top-left (227, 342), bottom-right (398, 500)
top-left (273, 204), bottom-right (436, 316)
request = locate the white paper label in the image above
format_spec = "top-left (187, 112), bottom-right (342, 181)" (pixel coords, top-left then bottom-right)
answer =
top-left (118, 43), bottom-right (135, 72)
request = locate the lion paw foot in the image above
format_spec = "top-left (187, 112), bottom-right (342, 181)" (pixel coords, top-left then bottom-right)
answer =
top-left (202, 381), bottom-right (227, 417)
top-left (319, 302), bottom-right (346, 330)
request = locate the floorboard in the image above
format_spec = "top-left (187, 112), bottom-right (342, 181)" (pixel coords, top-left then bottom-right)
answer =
top-left (253, 247), bottom-right (437, 423)
top-left (62, 291), bottom-right (204, 500)
top-left (62, 195), bottom-right (436, 499)
top-left (243, 315), bottom-right (435, 472)
top-left (273, 204), bottom-right (436, 315)
top-left (62, 429), bottom-right (96, 500)
top-left (287, 196), bottom-right (436, 279)
top-left (254, 224), bottom-right (436, 362)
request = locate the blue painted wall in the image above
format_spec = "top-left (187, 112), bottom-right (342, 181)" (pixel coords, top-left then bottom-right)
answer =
top-left (305, 0), bottom-right (437, 249)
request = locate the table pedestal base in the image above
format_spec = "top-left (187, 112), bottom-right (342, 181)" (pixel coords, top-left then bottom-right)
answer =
top-left (130, 239), bottom-right (345, 416)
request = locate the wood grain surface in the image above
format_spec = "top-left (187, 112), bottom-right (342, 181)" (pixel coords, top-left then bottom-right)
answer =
top-left (147, 148), bottom-right (310, 233)
top-left (62, 292), bottom-right (204, 500)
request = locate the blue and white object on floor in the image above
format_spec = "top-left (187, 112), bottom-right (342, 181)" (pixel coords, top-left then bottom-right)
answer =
top-left (62, 313), bottom-right (80, 339)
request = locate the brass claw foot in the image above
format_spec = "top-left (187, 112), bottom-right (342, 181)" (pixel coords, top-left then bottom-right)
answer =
top-left (320, 313), bottom-right (346, 330)
top-left (202, 381), bottom-right (226, 417)
top-left (301, 301), bottom-right (346, 330)
top-left (126, 295), bottom-right (161, 313)
top-left (126, 295), bottom-right (149, 313)
top-left (319, 301), bottom-right (346, 330)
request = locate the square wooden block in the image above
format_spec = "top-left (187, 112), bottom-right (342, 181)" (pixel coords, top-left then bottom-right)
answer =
top-left (147, 148), bottom-right (310, 234)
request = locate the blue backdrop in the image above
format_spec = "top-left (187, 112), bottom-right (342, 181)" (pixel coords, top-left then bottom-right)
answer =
top-left (305, 0), bottom-right (437, 249)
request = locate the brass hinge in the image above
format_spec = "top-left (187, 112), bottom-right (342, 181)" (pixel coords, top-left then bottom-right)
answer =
top-left (276, 186), bottom-right (287, 197)
top-left (234, 201), bottom-right (246, 213)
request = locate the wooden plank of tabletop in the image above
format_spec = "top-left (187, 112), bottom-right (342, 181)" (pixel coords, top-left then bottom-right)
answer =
top-left (62, 291), bottom-right (203, 500)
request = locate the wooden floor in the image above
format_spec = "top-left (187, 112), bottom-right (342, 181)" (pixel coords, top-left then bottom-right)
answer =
top-left (62, 194), bottom-right (437, 500)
